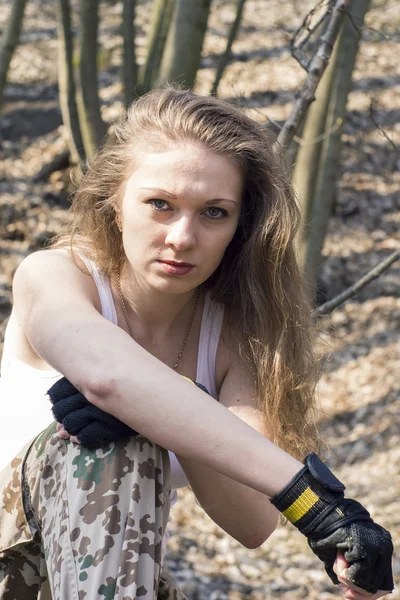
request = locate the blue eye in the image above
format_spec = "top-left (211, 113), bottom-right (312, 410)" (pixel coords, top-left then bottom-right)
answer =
top-left (149, 199), bottom-right (170, 211)
top-left (204, 207), bottom-right (227, 219)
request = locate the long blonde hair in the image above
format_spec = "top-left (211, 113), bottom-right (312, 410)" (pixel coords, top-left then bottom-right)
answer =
top-left (51, 88), bottom-right (321, 459)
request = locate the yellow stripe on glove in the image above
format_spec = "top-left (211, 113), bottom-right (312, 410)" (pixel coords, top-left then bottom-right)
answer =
top-left (282, 488), bottom-right (319, 523)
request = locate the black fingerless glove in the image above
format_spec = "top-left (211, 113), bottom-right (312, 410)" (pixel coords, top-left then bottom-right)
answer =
top-left (47, 377), bottom-right (138, 448)
top-left (270, 453), bottom-right (394, 594)
top-left (47, 376), bottom-right (211, 448)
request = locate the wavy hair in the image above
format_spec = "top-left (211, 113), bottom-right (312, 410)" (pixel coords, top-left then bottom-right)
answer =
top-left (51, 88), bottom-right (322, 459)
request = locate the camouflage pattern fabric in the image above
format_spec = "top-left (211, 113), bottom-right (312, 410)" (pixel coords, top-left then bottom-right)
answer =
top-left (0, 422), bottom-right (187, 599)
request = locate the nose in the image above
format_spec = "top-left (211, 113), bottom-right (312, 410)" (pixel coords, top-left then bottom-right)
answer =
top-left (165, 215), bottom-right (196, 251)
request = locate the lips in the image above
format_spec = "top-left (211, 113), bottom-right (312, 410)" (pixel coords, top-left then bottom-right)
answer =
top-left (157, 260), bottom-right (195, 276)
top-left (159, 260), bottom-right (195, 268)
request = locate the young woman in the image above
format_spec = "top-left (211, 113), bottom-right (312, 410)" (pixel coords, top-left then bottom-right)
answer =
top-left (0, 88), bottom-right (393, 600)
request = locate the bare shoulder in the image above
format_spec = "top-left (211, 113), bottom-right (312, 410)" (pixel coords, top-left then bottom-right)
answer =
top-left (10, 248), bottom-right (102, 368)
top-left (15, 247), bottom-right (89, 284)
top-left (13, 248), bottom-right (101, 312)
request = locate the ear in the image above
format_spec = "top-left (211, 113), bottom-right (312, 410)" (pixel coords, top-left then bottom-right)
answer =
top-left (115, 214), bottom-right (123, 233)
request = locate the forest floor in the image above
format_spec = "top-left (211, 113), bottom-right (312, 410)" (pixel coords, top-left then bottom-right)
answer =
top-left (0, 0), bottom-right (399, 598)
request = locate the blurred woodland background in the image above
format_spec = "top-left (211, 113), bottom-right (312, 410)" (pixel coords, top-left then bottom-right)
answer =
top-left (0, 0), bottom-right (399, 598)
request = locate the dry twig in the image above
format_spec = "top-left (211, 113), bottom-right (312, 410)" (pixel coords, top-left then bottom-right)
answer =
top-left (32, 148), bottom-right (70, 182)
top-left (275, 0), bottom-right (351, 151)
top-left (291, 0), bottom-right (334, 70)
top-left (369, 99), bottom-right (399, 153)
top-left (311, 248), bottom-right (400, 321)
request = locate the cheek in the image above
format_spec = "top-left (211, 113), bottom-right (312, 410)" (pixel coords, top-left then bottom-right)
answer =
top-left (125, 217), bottom-right (162, 245)
top-left (222, 219), bottom-right (240, 248)
top-left (207, 226), bottom-right (238, 261)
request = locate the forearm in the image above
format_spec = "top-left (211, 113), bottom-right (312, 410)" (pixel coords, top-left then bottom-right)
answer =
top-left (50, 328), bottom-right (395, 596)
top-left (23, 281), bottom-right (301, 496)
top-left (176, 456), bottom-right (279, 548)
top-left (83, 333), bottom-right (303, 497)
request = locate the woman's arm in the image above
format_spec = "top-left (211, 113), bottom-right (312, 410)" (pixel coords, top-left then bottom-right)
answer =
top-left (13, 250), bottom-right (302, 497)
top-left (176, 361), bottom-right (279, 549)
top-left (15, 250), bottom-right (393, 596)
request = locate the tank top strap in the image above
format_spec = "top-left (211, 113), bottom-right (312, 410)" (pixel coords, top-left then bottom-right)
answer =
top-left (77, 254), bottom-right (118, 325)
top-left (196, 291), bottom-right (224, 399)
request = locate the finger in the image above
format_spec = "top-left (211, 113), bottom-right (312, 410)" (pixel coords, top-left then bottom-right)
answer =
top-left (343, 589), bottom-right (370, 600)
top-left (339, 580), bottom-right (391, 600)
top-left (58, 427), bottom-right (71, 439)
top-left (335, 555), bottom-right (372, 596)
top-left (51, 393), bottom-right (87, 422)
top-left (334, 553), bottom-right (350, 577)
top-left (338, 574), bottom-right (371, 595)
top-left (56, 422), bottom-right (63, 431)
top-left (47, 376), bottom-right (78, 401)
top-left (340, 589), bottom-right (390, 600)
top-left (339, 574), bottom-right (385, 596)
top-left (70, 435), bottom-right (81, 444)
top-left (62, 405), bottom-right (103, 434)
top-left (339, 583), bottom-right (370, 600)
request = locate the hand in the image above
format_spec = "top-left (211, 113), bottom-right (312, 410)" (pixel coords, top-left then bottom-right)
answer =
top-left (48, 377), bottom-right (137, 447)
top-left (335, 554), bottom-right (392, 600)
top-left (271, 454), bottom-right (394, 594)
top-left (56, 422), bottom-right (81, 444)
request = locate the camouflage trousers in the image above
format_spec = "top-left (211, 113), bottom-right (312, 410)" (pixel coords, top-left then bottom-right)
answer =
top-left (0, 422), bottom-right (187, 599)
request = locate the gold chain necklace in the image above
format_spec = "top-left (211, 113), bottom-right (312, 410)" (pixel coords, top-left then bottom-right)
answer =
top-left (116, 269), bottom-right (200, 371)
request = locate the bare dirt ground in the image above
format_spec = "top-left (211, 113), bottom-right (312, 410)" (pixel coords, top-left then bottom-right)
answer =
top-left (0, 0), bottom-right (399, 598)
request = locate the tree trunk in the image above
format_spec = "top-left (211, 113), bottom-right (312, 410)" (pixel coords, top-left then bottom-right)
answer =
top-left (56, 0), bottom-right (85, 164)
top-left (157, 0), bottom-right (212, 89)
top-left (139, 0), bottom-right (176, 94)
top-left (76, 0), bottom-right (107, 156)
top-left (210, 0), bottom-right (247, 96)
top-left (303, 0), bottom-right (372, 297)
top-left (293, 38), bottom-right (338, 264)
top-left (122, 0), bottom-right (138, 107)
top-left (0, 0), bottom-right (29, 113)
top-left (284, 11), bottom-right (334, 176)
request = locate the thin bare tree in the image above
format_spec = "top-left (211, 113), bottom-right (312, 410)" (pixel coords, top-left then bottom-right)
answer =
top-left (304, 0), bottom-right (371, 292)
top-left (122, 0), bottom-right (138, 107)
top-left (56, 0), bottom-right (85, 164)
top-left (139, 0), bottom-right (176, 94)
top-left (0, 0), bottom-right (29, 113)
top-left (210, 0), bottom-right (247, 96)
top-left (292, 26), bottom-right (339, 255)
top-left (76, 0), bottom-right (107, 156)
top-left (157, 0), bottom-right (212, 89)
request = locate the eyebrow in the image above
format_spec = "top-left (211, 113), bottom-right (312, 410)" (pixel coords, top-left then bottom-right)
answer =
top-left (138, 187), bottom-right (238, 205)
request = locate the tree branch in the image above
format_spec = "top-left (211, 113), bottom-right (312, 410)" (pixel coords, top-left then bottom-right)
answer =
top-left (32, 148), bottom-right (70, 182)
top-left (369, 98), bottom-right (399, 153)
top-left (291, 0), bottom-right (334, 71)
top-left (311, 248), bottom-right (400, 321)
top-left (275, 0), bottom-right (351, 152)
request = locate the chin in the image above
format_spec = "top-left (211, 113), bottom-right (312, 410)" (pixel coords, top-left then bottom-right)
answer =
top-left (154, 276), bottom-right (203, 295)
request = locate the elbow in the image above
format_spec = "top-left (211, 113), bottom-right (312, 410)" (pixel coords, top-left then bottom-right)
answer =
top-left (239, 530), bottom-right (272, 550)
top-left (80, 374), bottom-right (117, 408)
top-left (239, 515), bottom-right (279, 549)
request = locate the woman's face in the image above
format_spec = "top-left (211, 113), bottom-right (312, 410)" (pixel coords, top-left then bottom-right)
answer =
top-left (118, 142), bottom-right (243, 294)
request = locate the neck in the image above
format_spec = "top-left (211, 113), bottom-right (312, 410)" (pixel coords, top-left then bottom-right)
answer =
top-left (115, 264), bottom-right (199, 339)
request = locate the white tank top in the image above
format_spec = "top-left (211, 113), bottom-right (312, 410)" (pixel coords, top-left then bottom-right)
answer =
top-left (0, 256), bottom-right (225, 487)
